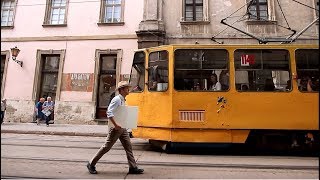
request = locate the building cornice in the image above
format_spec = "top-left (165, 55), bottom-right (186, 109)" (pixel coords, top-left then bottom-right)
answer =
top-left (1, 34), bottom-right (138, 42)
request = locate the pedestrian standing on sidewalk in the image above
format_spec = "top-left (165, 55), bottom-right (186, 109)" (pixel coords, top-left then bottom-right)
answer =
top-left (87, 81), bottom-right (144, 175)
top-left (1, 99), bottom-right (7, 124)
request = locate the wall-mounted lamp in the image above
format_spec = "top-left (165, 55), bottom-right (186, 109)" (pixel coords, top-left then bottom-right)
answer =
top-left (10, 46), bottom-right (23, 67)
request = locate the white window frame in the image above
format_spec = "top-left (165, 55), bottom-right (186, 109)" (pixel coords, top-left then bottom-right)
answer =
top-left (99, 0), bottom-right (125, 24)
top-left (43, 0), bottom-right (69, 26)
top-left (1, 0), bottom-right (16, 28)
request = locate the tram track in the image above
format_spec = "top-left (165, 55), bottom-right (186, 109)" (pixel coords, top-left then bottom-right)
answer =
top-left (0, 142), bottom-right (148, 151)
top-left (1, 156), bottom-right (318, 171)
top-left (1, 135), bottom-right (315, 157)
top-left (1, 175), bottom-right (55, 179)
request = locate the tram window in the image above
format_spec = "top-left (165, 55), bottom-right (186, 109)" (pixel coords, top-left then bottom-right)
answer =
top-left (234, 49), bottom-right (290, 92)
top-left (148, 51), bottom-right (169, 92)
top-left (130, 51), bottom-right (145, 92)
top-left (295, 49), bottom-right (319, 92)
top-left (174, 49), bottom-right (229, 91)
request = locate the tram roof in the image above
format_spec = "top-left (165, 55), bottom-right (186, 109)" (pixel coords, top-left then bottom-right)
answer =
top-left (135, 44), bottom-right (319, 51)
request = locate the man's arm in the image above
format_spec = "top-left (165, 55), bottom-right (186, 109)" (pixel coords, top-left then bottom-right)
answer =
top-left (108, 117), bottom-right (121, 129)
top-left (107, 97), bottom-right (122, 129)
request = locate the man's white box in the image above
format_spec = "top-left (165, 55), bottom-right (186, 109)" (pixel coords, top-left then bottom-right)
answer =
top-left (108, 106), bottom-right (138, 129)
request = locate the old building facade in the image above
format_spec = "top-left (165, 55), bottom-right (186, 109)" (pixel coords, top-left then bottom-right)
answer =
top-left (137, 0), bottom-right (319, 48)
top-left (1, 0), bottom-right (318, 124)
top-left (1, 0), bottom-right (143, 124)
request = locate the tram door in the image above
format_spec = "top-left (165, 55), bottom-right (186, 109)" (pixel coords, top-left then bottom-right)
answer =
top-left (96, 55), bottom-right (117, 119)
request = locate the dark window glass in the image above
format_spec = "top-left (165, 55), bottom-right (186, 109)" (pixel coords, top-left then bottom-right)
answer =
top-left (295, 49), bottom-right (319, 92)
top-left (40, 55), bottom-right (60, 100)
top-left (234, 49), bottom-right (290, 92)
top-left (130, 51), bottom-right (145, 92)
top-left (185, 0), bottom-right (203, 21)
top-left (148, 51), bottom-right (169, 92)
top-left (174, 49), bottom-right (229, 91)
top-left (1, 55), bottom-right (6, 86)
top-left (248, 0), bottom-right (268, 20)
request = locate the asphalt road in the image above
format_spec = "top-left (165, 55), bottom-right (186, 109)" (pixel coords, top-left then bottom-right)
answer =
top-left (1, 133), bottom-right (318, 179)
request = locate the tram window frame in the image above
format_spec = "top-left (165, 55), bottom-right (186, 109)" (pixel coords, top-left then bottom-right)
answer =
top-left (295, 49), bottom-right (319, 92)
top-left (129, 51), bottom-right (146, 93)
top-left (234, 49), bottom-right (291, 92)
top-left (148, 50), bottom-right (169, 92)
top-left (174, 49), bottom-right (229, 91)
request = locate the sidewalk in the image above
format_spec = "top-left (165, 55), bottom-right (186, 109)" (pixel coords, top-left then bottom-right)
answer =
top-left (1, 122), bottom-right (108, 137)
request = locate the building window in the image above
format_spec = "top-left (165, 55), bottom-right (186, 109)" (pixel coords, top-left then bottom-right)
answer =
top-left (248, 0), bottom-right (268, 20)
top-left (1, 0), bottom-right (15, 27)
top-left (100, 0), bottom-right (124, 24)
top-left (315, 0), bottom-right (319, 18)
top-left (185, 0), bottom-right (203, 21)
top-left (44, 0), bottom-right (68, 25)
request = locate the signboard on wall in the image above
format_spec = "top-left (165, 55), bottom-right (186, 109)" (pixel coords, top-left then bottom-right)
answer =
top-left (61, 73), bottom-right (94, 92)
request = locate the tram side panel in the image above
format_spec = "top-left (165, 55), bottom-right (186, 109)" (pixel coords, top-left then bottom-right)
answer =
top-left (128, 91), bottom-right (173, 141)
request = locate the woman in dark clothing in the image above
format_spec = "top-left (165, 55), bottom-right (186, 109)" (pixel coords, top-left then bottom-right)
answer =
top-left (36, 98), bottom-right (45, 125)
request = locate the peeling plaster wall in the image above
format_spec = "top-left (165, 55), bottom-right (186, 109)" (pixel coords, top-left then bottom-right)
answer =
top-left (162, 0), bottom-right (318, 44)
top-left (54, 101), bottom-right (96, 124)
top-left (2, 100), bottom-right (98, 124)
top-left (3, 100), bottom-right (35, 123)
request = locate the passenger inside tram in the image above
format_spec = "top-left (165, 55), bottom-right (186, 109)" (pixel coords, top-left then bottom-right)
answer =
top-left (208, 73), bottom-right (221, 91)
top-left (263, 78), bottom-right (275, 91)
top-left (219, 70), bottom-right (229, 90)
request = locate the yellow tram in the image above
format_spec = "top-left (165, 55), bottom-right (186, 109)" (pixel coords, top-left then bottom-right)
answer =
top-left (126, 44), bottom-right (319, 151)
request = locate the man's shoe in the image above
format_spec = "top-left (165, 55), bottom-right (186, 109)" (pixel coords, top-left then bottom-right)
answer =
top-left (128, 167), bottom-right (144, 174)
top-left (87, 162), bottom-right (97, 174)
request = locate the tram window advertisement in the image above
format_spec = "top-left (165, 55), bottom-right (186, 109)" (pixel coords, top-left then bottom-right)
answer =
top-left (234, 49), bottom-right (290, 92)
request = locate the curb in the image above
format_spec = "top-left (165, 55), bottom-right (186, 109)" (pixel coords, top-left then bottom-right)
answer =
top-left (1, 130), bottom-right (107, 137)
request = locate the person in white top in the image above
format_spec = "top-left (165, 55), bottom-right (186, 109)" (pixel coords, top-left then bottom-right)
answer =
top-left (209, 74), bottom-right (221, 91)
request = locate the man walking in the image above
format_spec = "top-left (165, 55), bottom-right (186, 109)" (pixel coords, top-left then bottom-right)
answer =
top-left (87, 81), bottom-right (144, 174)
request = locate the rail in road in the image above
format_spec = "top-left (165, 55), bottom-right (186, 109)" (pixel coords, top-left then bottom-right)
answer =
top-left (2, 134), bottom-right (318, 179)
top-left (2, 134), bottom-right (318, 171)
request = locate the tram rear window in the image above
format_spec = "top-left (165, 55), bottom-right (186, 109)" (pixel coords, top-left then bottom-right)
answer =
top-left (234, 49), bottom-right (290, 92)
top-left (130, 51), bottom-right (145, 92)
top-left (174, 49), bottom-right (229, 91)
